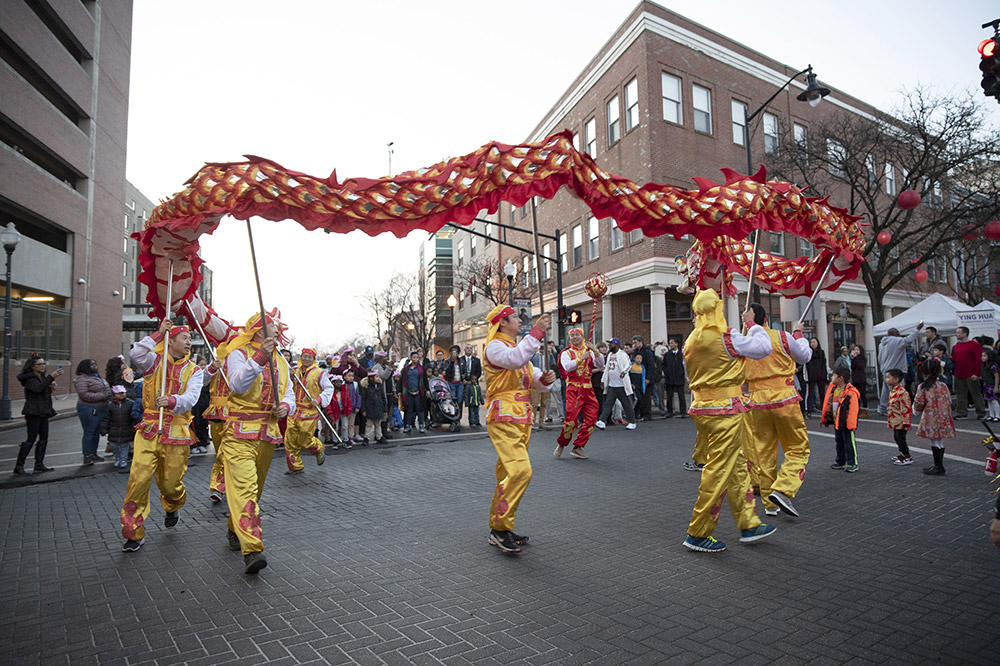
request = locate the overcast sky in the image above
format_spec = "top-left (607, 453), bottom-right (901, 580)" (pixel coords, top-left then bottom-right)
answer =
top-left (125, 0), bottom-right (1000, 350)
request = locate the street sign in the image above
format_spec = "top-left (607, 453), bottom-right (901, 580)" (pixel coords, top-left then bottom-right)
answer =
top-left (957, 310), bottom-right (997, 339)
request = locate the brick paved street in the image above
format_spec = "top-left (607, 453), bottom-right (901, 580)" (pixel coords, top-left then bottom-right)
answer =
top-left (1, 418), bottom-right (997, 665)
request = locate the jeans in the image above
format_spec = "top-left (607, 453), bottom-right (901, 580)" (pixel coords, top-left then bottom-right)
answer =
top-left (404, 395), bottom-right (426, 428)
top-left (77, 403), bottom-right (105, 459)
top-left (448, 382), bottom-right (464, 404)
top-left (467, 405), bottom-right (480, 426)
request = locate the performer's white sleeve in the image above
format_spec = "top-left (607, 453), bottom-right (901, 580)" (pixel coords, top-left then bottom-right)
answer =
top-left (787, 333), bottom-right (813, 364)
top-left (129, 334), bottom-right (159, 374)
top-left (730, 325), bottom-right (772, 360)
top-left (560, 350), bottom-right (577, 373)
top-left (317, 371), bottom-right (334, 408)
top-left (485, 333), bottom-right (542, 370)
top-left (531, 366), bottom-right (555, 392)
top-left (226, 349), bottom-right (260, 394)
top-left (170, 366), bottom-right (203, 414)
top-left (281, 377), bottom-right (295, 416)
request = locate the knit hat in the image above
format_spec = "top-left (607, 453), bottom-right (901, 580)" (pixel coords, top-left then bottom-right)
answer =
top-left (111, 385), bottom-right (127, 394)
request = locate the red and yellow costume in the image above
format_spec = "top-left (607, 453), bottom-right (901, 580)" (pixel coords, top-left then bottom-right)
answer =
top-left (120, 327), bottom-right (204, 541)
top-left (683, 290), bottom-right (770, 539)
top-left (484, 304), bottom-right (554, 533)
top-left (284, 348), bottom-right (333, 472)
top-left (744, 324), bottom-right (812, 511)
top-left (203, 361), bottom-right (233, 498)
top-left (556, 328), bottom-right (604, 450)
top-left (217, 312), bottom-right (294, 555)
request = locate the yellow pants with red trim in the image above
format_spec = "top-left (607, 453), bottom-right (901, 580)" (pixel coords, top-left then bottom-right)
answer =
top-left (488, 421), bottom-right (533, 532)
top-left (748, 403), bottom-right (810, 509)
top-left (284, 416), bottom-right (324, 471)
top-left (688, 412), bottom-right (761, 539)
top-left (209, 420), bottom-right (226, 495)
top-left (120, 431), bottom-right (190, 541)
top-left (222, 427), bottom-right (274, 554)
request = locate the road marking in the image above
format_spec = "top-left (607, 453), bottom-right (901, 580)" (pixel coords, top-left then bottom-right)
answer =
top-left (807, 430), bottom-right (985, 466)
top-left (858, 418), bottom-right (988, 436)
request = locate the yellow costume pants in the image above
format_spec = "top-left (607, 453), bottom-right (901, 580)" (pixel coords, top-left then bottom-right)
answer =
top-left (209, 420), bottom-right (226, 495)
top-left (221, 428), bottom-right (274, 554)
top-left (488, 421), bottom-right (533, 532)
top-left (692, 434), bottom-right (708, 465)
top-left (284, 416), bottom-right (323, 471)
top-left (748, 403), bottom-right (810, 509)
top-left (120, 432), bottom-right (189, 541)
top-left (688, 412), bottom-right (761, 538)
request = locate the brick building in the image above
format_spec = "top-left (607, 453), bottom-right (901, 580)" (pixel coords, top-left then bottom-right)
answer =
top-left (0, 0), bottom-right (134, 380)
top-left (492, 1), bottom-right (971, 362)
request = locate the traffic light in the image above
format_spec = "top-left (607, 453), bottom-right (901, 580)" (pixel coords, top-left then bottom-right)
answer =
top-left (569, 309), bottom-right (582, 324)
top-left (979, 37), bottom-right (1000, 101)
top-left (558, 305), bottom-right (568, 323)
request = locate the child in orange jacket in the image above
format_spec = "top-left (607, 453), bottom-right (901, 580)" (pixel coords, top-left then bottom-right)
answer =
top-left (821, 367), bottom-right (861, 473)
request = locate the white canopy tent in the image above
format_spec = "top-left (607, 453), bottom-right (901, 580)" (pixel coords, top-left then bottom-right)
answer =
top-left (973, 300), bottom-right (1000, 317)
top-left (871, 292), bottom-right (970, 338)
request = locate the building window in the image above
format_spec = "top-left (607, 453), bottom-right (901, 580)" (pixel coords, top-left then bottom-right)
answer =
top-left (661, 73), bottom-right (682, 124)
top-left (866, 154), bottom-right (878, 189)
top-left (509, 206), bottom-right (515, 226)
top-left (770, 232), bottom-right (784, 255)
top-left (572, 132), bottom-right (580, 152)
top-left (884, 163), bottom-right (896, 195)
top-left (123, 214), bottom-right (129, 231)
top-left (543, 243), bottom-right (551, 280)
top-left (572, 224), bottom-right (583, 267)
top-left (585, 117), bottom-right (597, 156)
top-left (937, 255), bottom-right (947, 282)
top-left (607, 95), bottom-right (620, 146)
top-left (763, 112), bottom-right (778, 155)
top-left (731, 100), bottom-right (747, 145)
top-left (470, 236), bottom-right (477, 258)
top-left (932, 181), bottom-right (943, 206)
top-left (610, 219), bottom-right (624, 251)
top-left (827, 139), bottom-right (846, 177)
top-left (457, 240), bottom-right (464, 267)
top-left (123, 262), bottom-right (128, 277)
top-left (640, 303), bottom-right (651, 322)
top-left (122, 285), bottom-right (127, 301)
top-left (629, 228), bottom-right (642, 243)
top-left (588, 216), bottom-right (599, 259)
top-left (485, 222), bottom-right (492, 244)
top-left (531, 256), bottom-right (538, 285)
top-left (523, 256), bottom-right (530, 285)
top-left (793, 123), bottom-right (808, 164)
top-left (927, 255), bottom-right (937, 282)
top-left (692, 85), bottom-right (712, 134)
top-left (122, 237), bottom-right (128, 253)
top-left (624, 77), bottom-right (639, 132)
top-left (799, 239), bottom-right (814, 257)
top-left (141, 209), bottom-right (147, 220)
top-left (560, 239), bottom-right (568, 274)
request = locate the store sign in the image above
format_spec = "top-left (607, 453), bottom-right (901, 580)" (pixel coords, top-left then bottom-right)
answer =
top-left (956, 310), bottom-right (997, 339)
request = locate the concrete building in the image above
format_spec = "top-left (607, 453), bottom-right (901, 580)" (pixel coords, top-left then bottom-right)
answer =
top-left (419, 230), bottom-right (455, 354)
top-left (449, 211), bottom-right (502, 355)
top-left (495, 1), bottom-right (974, 364)
top-left (0, 0), bottom-right (134, 379)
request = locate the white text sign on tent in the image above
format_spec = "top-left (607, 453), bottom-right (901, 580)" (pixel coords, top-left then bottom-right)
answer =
top-left (956, 310), bottom-right (996, 339)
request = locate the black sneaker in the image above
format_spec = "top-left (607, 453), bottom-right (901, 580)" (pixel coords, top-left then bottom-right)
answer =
top-left (488, 529), bottom-right (522, 553)
top-left (122, 538), bottom-right (143, 553)
top-left (91, 454), bottom-right (105, 462)
top-left (210, 491), bottom-right (223, 503)
top-left (511, 532), bottom-right (529, 547)
top-left (83, 457), bottom-right (94, 466)
top-left (244, 552), bottom-right (268, 574)
top-left (683, 461), bottom-right (705, 472)
top-left (227, 530), bottom-right (241, 551)
top-left (164, 511), bottom-right (179, 528)
top-left (33, 463), bottom-right (54, 472)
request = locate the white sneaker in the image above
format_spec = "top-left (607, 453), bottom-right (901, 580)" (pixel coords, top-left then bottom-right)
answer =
top-left (625, 422), bottom-right (637, 430)
top-left (553, 445), bottom-right (565, 458)
top-left (595, 420), bottom-right (606, 430)
top-left (765, 507), bottom-right (780, 517)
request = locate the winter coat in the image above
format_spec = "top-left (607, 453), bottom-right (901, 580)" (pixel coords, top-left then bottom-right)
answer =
top-left (442, 357), bottom-right (468, 383)
top-left (346, 381), bottom-right (361, 413)
top-left (914, 380), bottom-right (956, 440)
top-left (399, 361), bottom-right (428, 409)
top-left (360, 378), bottom-right (388, 421)
top-left (74, 374), bottom-right (111, 407)
top-left (850, 354), bottom-right (867, 386)
top-left (100, 398), bottom-right (136, 443)
top-left (805, 348), bottom-right (828, 382)
top-left (324, 385), bottom-right (352, 421)
top-left (661, 349), bottom-right (686, 385)
top-left (18, 369), bottom-right (57, 417)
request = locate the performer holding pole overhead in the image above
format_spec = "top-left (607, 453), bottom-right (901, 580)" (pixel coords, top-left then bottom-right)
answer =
top-left (283, 348), bottom-right (334, 474)
top-left (681, 289), bottom-right (775, 554)
top-left (120, 317), bottom-right (204, 553)
top-left (483, 305), bottom-right (557, 554)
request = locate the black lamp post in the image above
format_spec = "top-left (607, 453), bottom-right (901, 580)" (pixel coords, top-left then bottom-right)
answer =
top-left (1, 222), bottom-right (21, 421)
top-left (446, 293), bottom-right (457, 347)
top-left (743, 65), bottom-right (830, 305)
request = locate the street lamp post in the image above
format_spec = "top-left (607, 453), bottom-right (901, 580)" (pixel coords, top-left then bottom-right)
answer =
top-left (503, 259), bottom-right (516, 305)
top-left (743, 65), bottom-right (830, 306)
top-left (1, 222), bottom-right (21, 421)
top-left (446, 293), bottom-right (458, 347)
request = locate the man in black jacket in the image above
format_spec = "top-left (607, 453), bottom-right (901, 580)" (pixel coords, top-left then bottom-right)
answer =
top-left (662, 338), bottom-right (687, 418)
top-left (632, 336), bottom-right (657, 421)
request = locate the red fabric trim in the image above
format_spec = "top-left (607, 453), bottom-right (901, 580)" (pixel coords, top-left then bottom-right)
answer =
top-left (792, 331), bottom-right (804, 340)
top-left (722, 331), bottom-right (738, 359)
top-left (251, 350), bottom-right (270, 366)
top-left (689, 398), bottom-right (747, 416)
top-left (748, 394), bottom-right (802, 409)
top-left (490, 306), bottom-right (515, 324)
top-left (150, 331), bottom-right (164, 344)
top-left (779, 330), bottom-right (791, 356)
top-left (529, 327), bottom-right (545, 341)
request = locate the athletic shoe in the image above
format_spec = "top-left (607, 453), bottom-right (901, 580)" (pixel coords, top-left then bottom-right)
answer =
top-left (830, 462), bottom-right (845, 470)
top-left (511, 532), bottom-right (529, 546)
top-left (419, 427), bottom-right (426, 433)
top-left (83, 457), bottom-right (94, 466)
top-left (164, 511), bottom-right (179, 528)
top-left (210, 491), bottom-right (223, 503)
top-left (625, 423), bottom-right (637, 430)
top-left (765, 507), bottom-right (780, 517)
top-left (595, 420), bottom-right (606, 430)
top-left (121, 538), bottom-right (143, 553)
top-left (284, 469), bottom-right (304, 475)
top-left (316, 448), bottom-right (325, 466)
top-left (553, 445), bottom-right (565, 458)
top-left (739, 523), bottom-right (776, 543)
top-left (403, 426), bottom-right (412, 433)
top-left (682, 535), bottom-right (726, 553)
top-left (33, 463), bottom-right (54, 472)
top-left (243, 552), bottom-right (268, 574)
top-left (570, 446), bottom-right (588, 459)
top-left (227, 530), bottom-right (241, 551)
top-left (488, 529), bottom-right (522, 554)
top-left (683, 461), bottom-right (705, 472)
top-left (768, 491), bottom-right (799, 518)
top-left (91, 454), bottom-right (105, 462)
top-left (845, 465), bottom-right (859, 473)
top-left (892, 455), bottom-right (913, 466)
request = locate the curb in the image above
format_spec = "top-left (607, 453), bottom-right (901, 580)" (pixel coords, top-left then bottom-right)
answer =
top-left (0, 410), bottom-right (77, 433)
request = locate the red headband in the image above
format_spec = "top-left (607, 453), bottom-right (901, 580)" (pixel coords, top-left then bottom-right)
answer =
top-left (490, 305), bottom-right (515, 325)
top-left (169, 325), bottom-right (190, 337)
top-left (301, 347), bottom-right (317, 356)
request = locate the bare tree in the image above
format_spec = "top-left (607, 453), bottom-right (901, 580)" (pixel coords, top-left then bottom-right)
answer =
top-left (946, 237), bottom-right (1000, 305)
top-left (766, 87), bottom-right (1000, 324)
top-left (363, 272), bottom-right (417, 353)
top-left (453, 257), bottom-right (532, 308)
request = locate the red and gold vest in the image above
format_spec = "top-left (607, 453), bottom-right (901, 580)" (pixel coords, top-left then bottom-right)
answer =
top-left (137, 354), bottom-right (199, 445)
top-left (225, 343), bottom-right (290, 444)
top-left (563, 346), bottom-right (594, 388)
top-left (484, 332), bottom-right (534, 425)
top-left (293, 363), bottom-right (322, 421)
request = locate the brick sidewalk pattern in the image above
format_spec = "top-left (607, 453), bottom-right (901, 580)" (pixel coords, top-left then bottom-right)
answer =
top-left (0, 419), bottom-right (997, 664)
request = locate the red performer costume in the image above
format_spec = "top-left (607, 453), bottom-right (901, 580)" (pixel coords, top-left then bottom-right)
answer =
top-left (555, 327), bottom-right (604, 460)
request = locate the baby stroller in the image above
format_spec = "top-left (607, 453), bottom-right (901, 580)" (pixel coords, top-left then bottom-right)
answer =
top-left (428, 376), bottom-right (463, 432)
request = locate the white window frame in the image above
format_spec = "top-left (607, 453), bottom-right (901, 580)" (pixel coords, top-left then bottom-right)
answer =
top-left (793, 123), bottom-right (808, 164)
top-left (457, 240), bottom-right (464, 267)
top-left (585, 117), bottom-right (597, 156)
top-left (661, 72), bottom-right (682, 125)
top-left (485, 222), bottom-right (492, 245)
top-left (731, 100), bottom-right (747, 146)
top-left (866, 154), bottom-right (878, 189)
top-left (610, 219), bottom-right (624, 251)
top-left (588, 216), bottom-right (599, 259)
top-left (884, 163), bottom-right (896, 195)
top-left (770, 232), bottom-right (784, 255)
top-left (692, 84), bottom-right (712, 134)
top-left (543, 243), bottom-right (551, 280)
top-left (629, 228), bottom-right (642, 243)
top-left (523, 256), bottom-right (530, 285)
top-left (572, 224), bottom-right (583, 267)
top-left (624, 78), bottom-right (639, 132)
top-left (607, 95), bottom-right (620, 146)
top-left (470, 235), bottom-right (477, 258)
top-left (799, 238), bottom-right (814, 258)
top-left (560, 239), bottom-right (568, 274)
top-left (827, 139), bottom-right (846, 177)
top-left (763, 112), bottom-right (778, 155)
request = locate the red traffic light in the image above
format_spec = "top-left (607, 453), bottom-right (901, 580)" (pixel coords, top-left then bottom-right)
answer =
top-left (979, 38), bottom-right (997, 58)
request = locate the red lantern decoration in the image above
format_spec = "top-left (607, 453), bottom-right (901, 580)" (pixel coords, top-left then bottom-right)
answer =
top-left (897, 189), bottom-right (921, 209)
top-left (876, 231), bottom-right (891, 245)
top-left (914, 269), bottom-right (928, 283)
top-left (985, 221), bottom-right (1000, 241)
top-left (995, 285), bottom-right (1000, 299)
top-left (962, 224), bottom-right (977, 241)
